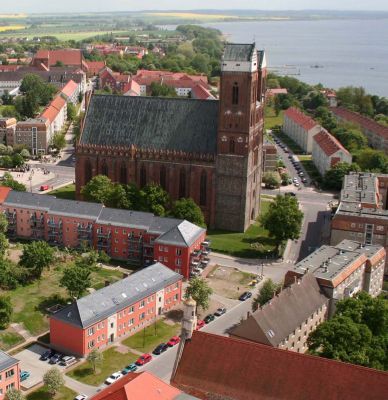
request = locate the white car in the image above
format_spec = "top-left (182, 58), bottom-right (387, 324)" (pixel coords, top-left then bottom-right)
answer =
top-left (74, 395), bottom-right (88, 400)
top-left (105, 371), bottom-right (123, 385)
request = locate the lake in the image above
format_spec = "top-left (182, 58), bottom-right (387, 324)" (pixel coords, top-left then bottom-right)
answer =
top-left (203, 19), bottom-right (388, 97)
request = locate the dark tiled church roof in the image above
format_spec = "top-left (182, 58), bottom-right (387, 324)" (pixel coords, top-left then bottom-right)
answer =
top-left (80, 95), bottom-right (219, 154)
top-left (223, 43), bottom-right (255, 62)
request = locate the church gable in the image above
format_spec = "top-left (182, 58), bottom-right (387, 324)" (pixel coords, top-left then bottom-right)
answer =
top-left (80, 95), bottom-right (219, 154)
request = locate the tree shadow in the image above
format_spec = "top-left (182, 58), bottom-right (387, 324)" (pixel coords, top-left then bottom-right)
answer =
top-left (37, 294), bottom-right (68, 316)
top-left (165, 309), bottom-right (183, 323)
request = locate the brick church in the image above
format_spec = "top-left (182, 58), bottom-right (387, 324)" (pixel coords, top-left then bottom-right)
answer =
top-left (76, 43), bottom-right (267, 231)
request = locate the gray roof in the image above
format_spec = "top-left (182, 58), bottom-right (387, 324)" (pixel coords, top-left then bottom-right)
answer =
top-left (50, 198), bottom-right (103, 219)
top-left (341, 173), bottom-right (380, 206)
top-left (155, 220), bottom-right (206, 247)
top-left (3, 190), bottom-right (55, 211)
top-left (52, 262), bottom-right (182, 328)
top-left (0, 351), bottom-right (19, 371)
top-left (336, 201), bottom-right (388, 220)
top-left (80, 95), bottom-right (218, 154)
top-left (223, 43), bottom-right (255, 62)
top-left (230, 274), bottom-right (328, 347)
top-left (96, 207), bottom-right (154, 230)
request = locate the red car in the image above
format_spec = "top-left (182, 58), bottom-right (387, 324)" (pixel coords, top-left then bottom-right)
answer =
top-left (40, 185), bottom-right (49, 191)
top-left (167, 336), bottom-right (180, 347)
top-left (135, 353), bottom-right (152, 366)
top-left (196, 320), bottom-right (205, 330)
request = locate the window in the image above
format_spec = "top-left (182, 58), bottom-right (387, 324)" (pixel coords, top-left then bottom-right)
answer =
top-left (164, 257), bottom-right (168, 262)
top-left (174, 294), bottom-right (179, 301)
top-left (200, 170), bottom-right (207, 206)
top-left (87, 327), bottom-right (94, 336)
top-left (159, 256), bottom-right (163, 262)
top-left (176, 248), bottom-right (182, 256)
top-left (229, 138), bottom-right (235, 154)
top-left (140, 165), bottom-right (147, 187)
top-left (101, 160), bottom-right (109, 177)
top-left (160, 165), bottom-right (167, 190)
top-left (159, 246), bottom-right (163, 251)
top-left (129, 318), bottom-right (134, 326)
top-left (179, 168), bottom-right (186, 198)
top-left (139, 300), bottom-right (145, 308)
top-left (232, 82), bottom-right (239, 105)
top-left (139, 312), bottom-right (145, 320)
top-left (6, 383), bottom-right (14, 391)
top-left (88, 340), bottom-right (95, 349)
top-left (120, 162), bottom-right (127, 184)
top-left (5, 370), bottom-right (14, 379)
top-left (175, 258), bottom-right (182, 266)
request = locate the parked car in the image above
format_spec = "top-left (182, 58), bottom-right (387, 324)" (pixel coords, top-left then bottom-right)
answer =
top-left (167, 336), bottom-right (180, 347)
top-left (40, 184), bottom-right (49, 191)
top-left (152, 343), bottom-right (168, 355)
top-left (286, 192), bottom-right (296, 197)
top-left (214, 307), bottom-right (227, 317)
top-left (60, 356), bottom-right (76, 366)
top-left (40, 349), bottom-right (55, 361)
top-left (122, 363), bottom-right (137, 374)
top-left (239, 292), bottom-right (252, 301)
top-left (302, 178), bottom-right (307, 183)
top-left (20, 371), bottom-right (30, 382)
top-left (204, 314), bottom-right (215, 324)
top-left (298, 171), bottom-right (304, 176)
top-left (105, 372), bottom-right (123, 385)
top-left (49, 353), bottom-right (62, 364)
top-left (74, 395), bottom-right (88, 400)
top-left (135, 353), bottom-right (152, 366)
top-left (196, 320), bottom-right (205, 330)
top-left (294, 182), bottom-right (300, 187)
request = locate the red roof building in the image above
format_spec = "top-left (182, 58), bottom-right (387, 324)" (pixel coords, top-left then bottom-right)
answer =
top-left (91, 371), bottom-right (192, 400)
top-left (266, 88), bottom-right (288, 97)
top-left (283, 107), bottom-right (321, 153)
top-left (171, 331), bottom-right (388, 400)
top-left (312, 129), bottom-right (352, 175)
top-left (32, 49), bottom-right (88, 71)
top-left (84, 60), bottom-right (106, 77)
top-left (60, 79), bottom-right (79, 104)
top-left (331, 107), bottom-right (388, 154)
top-left (123, 80), bottom-right (141, 97)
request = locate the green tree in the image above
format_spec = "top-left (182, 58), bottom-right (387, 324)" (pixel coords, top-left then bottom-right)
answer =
top-left (2, 172), bottom-right (26, 191)
top-left (139, 184), bottom-right (170, 216)
top-left (5, 388), bottom-right (25, 400)
top-left (0, 295), bottom-right (12, 329)
top-left (150, 82), bottom-right (177, 97)
top-left (0, 258), bottom-right (19, 290)
top-left (105, 184), bottom-right (131, 209)
top-left (19, 241), bottom-right (55, 280)
top-left (332, 123), bottom-right (368, 153)
top-left (0, 233), bottom-right (9, 257)
top-left (323, 162), bottom-right (361, 190)
top-left (12, 153), bottom-right (24, 167)
top-left (280, 172), bottom-right (291, 185)
top-left (171, 198), bottom-right (206, 227)
top-left (60, 266), bottom-right (91, 299)
top-left (252, 279), bottom-right (280, 311)
top-left (20, 148), bottom-right (30, 158)
top-left (302, 91), bottom-right (328, 110)
top-left (0, 213), bottom-right (8, 234)
top-left (184, 277), bottom-right (213, 311)
top-left (260, 194), bottom-right (303, 252)
top-left (355, 148), bottom-right (388, 173)
top-left (43, 367), bottom-right (65, 397)
top-left (52, 133), bottom-right (66, 150)
top-left (81, 175), bottom-right (114, 204)
top-left (262, 171), bottom-right (281, 188)
top-left (67, 102), bottom-right (77, 121)
top-left (87, 348), bottom-right (103, 374)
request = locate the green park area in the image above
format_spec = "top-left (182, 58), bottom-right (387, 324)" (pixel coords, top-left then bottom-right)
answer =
top-left (264, 107), bottom-right (284, 130)
top-left (26, 386), bottom-right (77, 400)
top-left (207, 199), bottom-right (278, 258)
top-left (48, 184), bottom-right (76, 200)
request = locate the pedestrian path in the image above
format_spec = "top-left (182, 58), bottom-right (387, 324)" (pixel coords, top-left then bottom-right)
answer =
top-left (63, 375), bottom-right (98, 397)
top-left (10, 323), bottom-right (31, 340)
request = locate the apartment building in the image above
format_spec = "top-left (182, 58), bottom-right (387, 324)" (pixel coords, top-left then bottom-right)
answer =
top-left (262, 144), bottom-right (278, 172)
top-left (0, 118), bottom-right (16, 146)
top-left (0, 351), bottom-right (20, 398)
top-left (312, 129), bottom-right (352, 175)
top-left (285, 239), bottom-right (385, 316)
top-left (283, 107), bottom-right (322, 153)
top-left (0, 188), bottom-right (208, 279)
top-left (14, 118), bottom-right (50, 155)
top-left (41, 95), bottom-right (67, 140)
top-left (50, 262), bottom-right (182, 356)
top-left (60, 79), bottom-right (79, 104)
top-left (331, 172), bottom-right (388, 276)
top-left (230, 273), bottom-right (328, 353)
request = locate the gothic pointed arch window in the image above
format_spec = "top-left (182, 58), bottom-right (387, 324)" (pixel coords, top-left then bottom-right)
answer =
top-left (140, 165), bottom-right (147, 188)
top-left (229, 138), bottom-right (235, 154)
top-left (160, 165), bottom-right (167, 190)
top-left (84, 158), bottom-right (92, 185)
top-left (101, 159), bottom-right (108, 177)
top-left (120, 161), bottom-right (127, 184)
top-left (200, 170), bottom-right (207, 206)
top-left (179, 168), bottom-right (186, 199)
top-left (232, 82), bottom-right (239, 105)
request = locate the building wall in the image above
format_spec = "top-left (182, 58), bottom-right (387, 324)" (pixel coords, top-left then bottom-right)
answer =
top-left (50, 319), bottom-right (86, 357)
top-left (278, 303), bottom-right (328, 353)
top-left (0, 362), bottom-right (20, 397)
top-left (283, 115), bottom-right (320, 153)
top-left (14, 123), bottom-right (49, 155)
top-left (312, 145), bottom-right (352, 176)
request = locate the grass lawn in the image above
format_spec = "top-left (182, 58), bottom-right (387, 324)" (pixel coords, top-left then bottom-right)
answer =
top-left (298, 154), bottom-right (312, 161)
top-left (26, 385), bottom-right (77, 400)
top-left (264, 107), bottom-right (284, 130)
top-left (122, 320), bottom-right (180, 354)
top-left (0, 263), bottom-right (124, 336)
top-left (207, 200), bottom-right (277, 258)
top-left (300, 159), bottom-right (322, 184)
top-left (47, 184), bottom-right (76, 200)
top-left (273, 130), bottom-right (305, 155)
top-left (67, 347), bottom-right (138, 386)
top-left (0, 329), bottom-right (24, 350)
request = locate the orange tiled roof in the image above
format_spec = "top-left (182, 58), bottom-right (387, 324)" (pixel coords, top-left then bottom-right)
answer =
top-left (34, 49), bottom-right (83, 67)
top-left (60, 80), bottom-right (78, 97)
top-left (313, 129), bottom-right (350, 157)
top-left (284, 107), bottom-right (319, 131)
top-left (172, 331), bottom-right (388, 400)
top-left (41, 96), bottom-right (66, 123)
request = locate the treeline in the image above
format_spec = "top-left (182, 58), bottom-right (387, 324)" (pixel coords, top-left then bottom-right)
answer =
top-left (82, 175), bottom-right (206, 227)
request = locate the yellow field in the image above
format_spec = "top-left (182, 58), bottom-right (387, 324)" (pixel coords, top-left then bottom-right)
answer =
top-left (148, 12), bottom-right (233, 19)
top-left (0, 14), bottom-right (27, 19)
top-left (0, 25), bottom-right (26, 32)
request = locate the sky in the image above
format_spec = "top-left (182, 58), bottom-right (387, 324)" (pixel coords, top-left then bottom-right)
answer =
top-left (1, 0), bottom-right (388, 13)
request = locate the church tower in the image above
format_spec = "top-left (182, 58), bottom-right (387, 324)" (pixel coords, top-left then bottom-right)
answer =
top-left (215, 43), bottom-right (266, 232)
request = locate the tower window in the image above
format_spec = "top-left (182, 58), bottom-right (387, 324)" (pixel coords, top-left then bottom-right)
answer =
top-left (200, 170), bottom-right (207, 206)
top-left (120, 162), bottom-right (127, 184)
top-left (101, 160), bottom-right (108, 177)
top-left (229, 138), bottom-right (235, 154)
top-left (160, 165), bottom-right (167, 190)
top-left (140, 165), bottom-right (147, 188)
top-left (232, 83), bottom-right (239, 105)
top-left (179, 168), bottom-right (186, 198)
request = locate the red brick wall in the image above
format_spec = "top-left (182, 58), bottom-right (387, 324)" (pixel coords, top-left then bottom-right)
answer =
top-left (0, 361), bottom-right (20, 396)
top-left (50, 318), bottom-right (85, 357)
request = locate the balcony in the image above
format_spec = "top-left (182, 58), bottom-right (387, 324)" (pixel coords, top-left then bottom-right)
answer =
top-left (97, 230), bottom-right (111, 239)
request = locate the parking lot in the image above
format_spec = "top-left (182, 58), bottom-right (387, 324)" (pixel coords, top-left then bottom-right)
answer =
top-left (15, 344), bottom-right (68, 389)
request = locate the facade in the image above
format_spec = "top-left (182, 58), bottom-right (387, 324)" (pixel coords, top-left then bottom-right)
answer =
top-left (262, 144), bottom-right (278, 172)
top-left (230, 273), bottom-right (328, 353)
top-left (0, 188), bottom-right (208, 278)
top-left (283, 107), bottom-right (321, 153)
top-left (0, 351), bottom-right (20, 398)
top-left (14, 118), bottom-right (50, 155)
top-left (60, 79), bottom-right (79, 104)
top-left (285, 239), bottom-right (385, 316)
top-left (123, 80), bottom-right (141, 97)
top-left (76, 43), bottom-right (267, 232)
top-left (171, 331), bottom-right (388, 400)
top-left (312, 129), bottom-right (352, 175)
top-left (41, 95), bottom-right (67, 140)
top-left (330, 172), bottom-right (388, 276)
top-left (331, 107), bottom-right (388, 154)
top-left (50, 262), bottom-right (183, 357)
top-left (99, 67), bottom-right (131, 93)
top-left (0, 118), bottom-right (16, 146)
